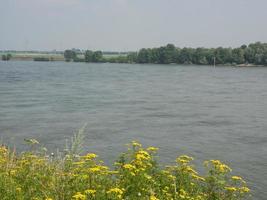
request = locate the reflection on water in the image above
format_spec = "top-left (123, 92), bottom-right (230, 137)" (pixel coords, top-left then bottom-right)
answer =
top-left (0, 61), bottom-right (267, 199)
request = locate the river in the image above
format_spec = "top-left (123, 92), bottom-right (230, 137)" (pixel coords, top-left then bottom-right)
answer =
top-left (0, 61), bottom-right (266, 199)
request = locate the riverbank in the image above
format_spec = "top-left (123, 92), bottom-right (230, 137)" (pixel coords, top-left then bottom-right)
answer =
top-left (2, 42), bottom-right (267, 66)
top-left (1, 53), bottom-right (266, 67)
top-left (1, 52), bottom-right (65, 61)
top-left (1, 54), bottom-right (266, 67)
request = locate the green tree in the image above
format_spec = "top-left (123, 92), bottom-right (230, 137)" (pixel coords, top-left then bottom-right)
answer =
top-left (193, 48), bottom-right (209, 65)
top-left (150, 48), bottom-right (160, 63)
top-left (245, 42), bottom-right (267, 64)
top-left (64, 50), bottom-right (76, 62)
top-left (263, 50), bottom-right (267, 65)
top-left (7, 54), bottom-right (12, 60)
top-left (214, 47), bottom-right (232, 64)
top-left (232, 48), bottom-right (245, 64)
top-left (85, 50), bottom-right (94, 62)
top-left (2, 55), bottom-right (7, 61)
top-left (2, 54), bottom-right (12, 61)
top-left (137, 48), bottom-right (151, 63)
top-left (66, 42), bottom-right (267, 66)
top-left (157, 44), bottom-right (178, 64)
top-left (127, 52), bottom-right (138, 63)
top-left (84, 50), bottom-right (103, 63)
top-left (92, 51), bottom-right (103, 62)
top-left (178, 48), bottom-right (195, 64)
top-left (244, 47), bottom-right (255, 63)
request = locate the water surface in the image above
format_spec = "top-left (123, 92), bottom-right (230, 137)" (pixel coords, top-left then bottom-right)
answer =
top-left (0, 61), bottom-right (267, 199)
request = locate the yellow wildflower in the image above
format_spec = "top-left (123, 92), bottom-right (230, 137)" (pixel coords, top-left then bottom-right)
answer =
top-left (136, 150), bottom-right (150, 160)
top-left (150, 195), bottom-right (159, 200)
top-left (81, 153), bottom-right (98, 160)
top-left (138, 150), bottom-right (150, 156)
top-left (10, 170), bottom-right (16, 175)
top-left (123, 163), bottom-right (136, 170)
top-left (132, 141), bottom-right (142, 147)
top-left (232, 176), bottom-right (243, 181)
top-left (72, 192), bottom-right (86, 200)
top-left (107, 187), bottom-right (124, 199)
top-left (225, 186), bottom-right (237, 192)
top-left (144, 174), bottom-right (152, 180)
top-left (0, 146), bottom-right (8, 154)
top-left (88, 166), bottom-right (101, 173)
top-left (192, 174), bottom-right (205, 181)
top-left (179, 189), bottom-right (187, 199)
top-left (73, 161), bottom-right (85, 165)
top-left (167, 174), bottom-right (176, 181)
top-left (240, 187), bottom-right (250, 193)
top-left (176, 155), bottom-right (193, 164)
top-left (147, 146), bottom-right (159, 152)
top-left (85, 189), bottom-right (96, 196)
top-left (207, 160), bottom-right (232, 173)
top-left (183, 166), bottom-right (197, 174)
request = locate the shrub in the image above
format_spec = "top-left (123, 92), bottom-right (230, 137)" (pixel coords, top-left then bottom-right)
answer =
top-left (0, 141), bottom-right (250, 200)
top-left (33, 57), bottom-right (50, 62)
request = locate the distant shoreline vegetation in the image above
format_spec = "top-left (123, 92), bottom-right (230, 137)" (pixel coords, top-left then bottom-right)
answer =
top-left (1, 42), bottom-right (267, 66)
top-left (1, 54), bottom-right (12, 61)
top-left (63, 42), bottom-right (267, 66)
top-left (33, 57), bottom-right (52, 62)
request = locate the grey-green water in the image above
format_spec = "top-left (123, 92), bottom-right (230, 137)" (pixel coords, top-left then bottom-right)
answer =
top-left (0, 61), bottom-right (266, 199)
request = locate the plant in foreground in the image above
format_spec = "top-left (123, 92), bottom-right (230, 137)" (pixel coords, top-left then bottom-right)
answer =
top-left (0, 140), bottom-right (250, 200)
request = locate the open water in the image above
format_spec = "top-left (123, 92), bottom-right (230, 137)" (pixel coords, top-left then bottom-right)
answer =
top-left (0, 61), bottom-right (266, 199)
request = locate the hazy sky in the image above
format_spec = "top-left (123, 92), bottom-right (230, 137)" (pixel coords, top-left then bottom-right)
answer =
top-left (1, 0), bottom-right (267, 51)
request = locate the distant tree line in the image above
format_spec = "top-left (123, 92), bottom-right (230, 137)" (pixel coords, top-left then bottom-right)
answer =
top-left (33, 57), bottom-right (52, 62)
top-left (64, 42), bottom-right (267, 66)
top-left (1, 54), bottom-right (12, 61)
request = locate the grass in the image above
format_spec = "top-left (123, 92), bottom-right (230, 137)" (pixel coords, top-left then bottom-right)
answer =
top-left (0, 130), bottom-right (250, 200)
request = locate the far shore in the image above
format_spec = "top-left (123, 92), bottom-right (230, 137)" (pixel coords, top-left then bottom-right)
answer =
top-left (1, 42), bottom-right (267, 66)
top-left (0, 54), bottom-right (265, 67)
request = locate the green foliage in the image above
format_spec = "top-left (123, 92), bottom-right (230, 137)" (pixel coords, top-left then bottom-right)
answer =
top-left (33, 57), bottom-right (50, 62)
top-left (0, 141), bottom-right (251, 200)
top-left (192, 48), bottom-right (215, 65)
top-left (105, 55), bottom-right (129, 63)
top-left (69, 124), bottom-right (86, 156)
top-left (85, 50), bottom-right (103, 63)
top-left (92, 51), bottom-right (103, 62)
top-left (64, 50), bottom-right (77, 62)
top-left (64, 42), bottom-right (267, 66)
top-left (214, 47), bottom-right (232, 64)
top-left (73, 57), bottom-right (85, 62)
top-left (132, 42), bottom-right (267, 65)
top-left (84, 50), bottom-right (93, 62)
top-left (127, 52), bottom-right (138, 63)
top-left (2, 54), bottom-right (12, 61)
top-left (178, 48), bottom-right (195, 64)
top-left (232, 48), bottom-right (245, 64)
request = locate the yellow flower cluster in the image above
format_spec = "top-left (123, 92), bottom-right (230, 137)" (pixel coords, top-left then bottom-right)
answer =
top-left (81, 153), bottom-right (98, 160)
top-left (0, 141), bottom-right (250, 200)
top-left (207, 159), bottom-right (232, 173)
top-left (107, 187), bottom-right (124, 199)
top-left (72, 192), bottom-right (86, 200)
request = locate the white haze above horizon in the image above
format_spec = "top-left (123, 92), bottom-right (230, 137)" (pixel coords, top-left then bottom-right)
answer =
top-left (1, 0), bottom-right (267, 51)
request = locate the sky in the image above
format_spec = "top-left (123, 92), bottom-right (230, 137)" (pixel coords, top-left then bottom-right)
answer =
top-left (0, 0), bottom-right (267, 51)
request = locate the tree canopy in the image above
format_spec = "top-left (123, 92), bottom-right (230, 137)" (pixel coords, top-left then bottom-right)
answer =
top-left (64, 50), bottom-right (77, 62)
top-left (1, 54), bottom-right (12, 61)
top-left (64, 42), bottom-right (267, 66)
top-left (85, 50), bottom-right (103, 62)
